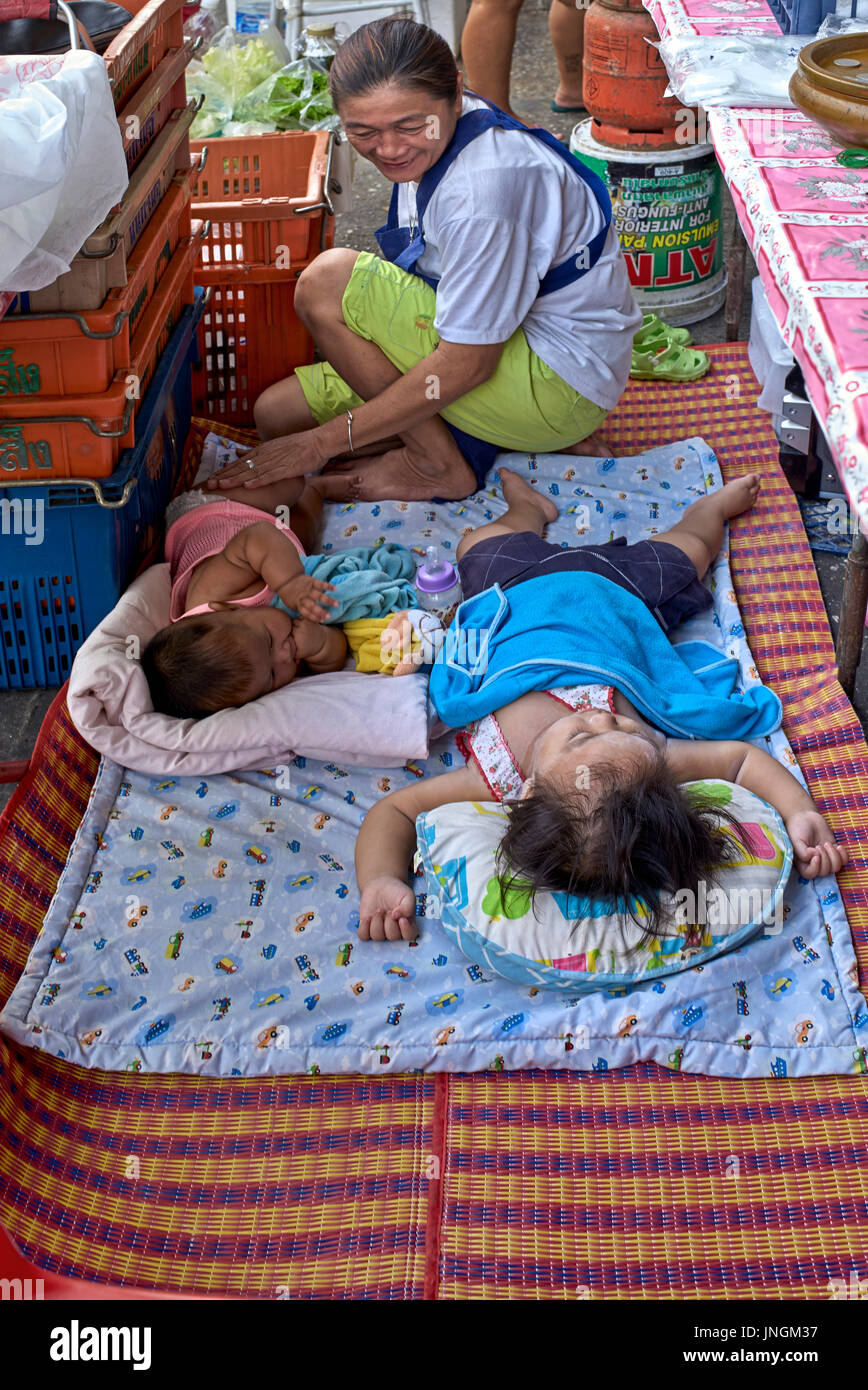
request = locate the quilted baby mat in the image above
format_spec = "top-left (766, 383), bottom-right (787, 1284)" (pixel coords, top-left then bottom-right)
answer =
top-left (1, 438), bottom-right (865, 1079)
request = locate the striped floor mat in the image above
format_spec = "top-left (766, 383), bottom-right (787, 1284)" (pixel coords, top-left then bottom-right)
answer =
top-left (1, 345), bottom-right (866, 1299)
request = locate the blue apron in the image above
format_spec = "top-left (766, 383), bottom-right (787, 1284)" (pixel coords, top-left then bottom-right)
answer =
top-left (374, 94), bottom-right (613, 487)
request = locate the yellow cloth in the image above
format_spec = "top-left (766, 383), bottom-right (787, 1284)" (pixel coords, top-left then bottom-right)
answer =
top-left (342, 616), bottom-right (422, 674)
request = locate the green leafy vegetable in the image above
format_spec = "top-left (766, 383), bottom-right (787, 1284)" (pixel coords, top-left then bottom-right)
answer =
top-left (199, 36), bottom-right (283, 99)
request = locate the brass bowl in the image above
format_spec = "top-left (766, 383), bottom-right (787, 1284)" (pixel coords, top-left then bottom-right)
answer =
top-left (789, 34), bottom-right (868, 149)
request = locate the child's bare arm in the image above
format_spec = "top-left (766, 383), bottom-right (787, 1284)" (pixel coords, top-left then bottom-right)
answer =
top-left (356, 764), bottom-right (489, 941)
top-left (303, 625), bottom-right (348, 674)
top-left (666, 738), bottom-right (848, 879)
top-left (222, 523), bottom-right (338, 621)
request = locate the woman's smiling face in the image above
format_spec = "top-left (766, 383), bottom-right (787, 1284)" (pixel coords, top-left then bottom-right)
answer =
top-left (338, 79), bottom-right (463, 182)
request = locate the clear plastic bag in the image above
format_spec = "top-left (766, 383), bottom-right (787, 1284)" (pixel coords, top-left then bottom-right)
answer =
top-left (816, 14), bottom-right (868, 39)
top-left (0, 51), bottom-right (129, 292)
top-left (185, 22), bottom-right (289, 136)
top-left (656, 34), bottom-right (815, 108)
top-left (183, 0), bottom-right (228, 47)
top-left (234, 56), bottom-right (337, 130)
top-left (220, 119), bottom-right (277, 136)
top-left (189, 67), bottom-right (234, 138)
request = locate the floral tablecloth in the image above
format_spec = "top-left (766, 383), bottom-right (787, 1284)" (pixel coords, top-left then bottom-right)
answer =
top-left (645, 0), bottom-right (780, 39)
top-left (643, 0), bottom-right (868, 537)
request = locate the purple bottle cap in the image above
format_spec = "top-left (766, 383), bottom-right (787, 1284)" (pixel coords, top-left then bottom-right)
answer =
top-left (415, 544), bottom-right (459, 594)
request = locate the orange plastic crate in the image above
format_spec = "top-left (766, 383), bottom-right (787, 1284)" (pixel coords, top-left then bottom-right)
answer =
top-left (191, 129), bottom-right (335, 269)
top-left (82, 103), bottom-right (196, 265)
top-left (2, 216), bottom-right (207, 398)
top-left (118, 40), bottom-right (195, 174)
top-left (7, 155), bottom-right (202, 316)
top-left (104, 0), bottom-right (185, 110)
top-left (191, 277), bottom-right (314, 428)
top-left (0, 235), bottom-right (200, 481)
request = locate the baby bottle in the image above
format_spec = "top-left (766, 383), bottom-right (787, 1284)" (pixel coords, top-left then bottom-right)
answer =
top-left (414, 543), bottom-right (463, 628)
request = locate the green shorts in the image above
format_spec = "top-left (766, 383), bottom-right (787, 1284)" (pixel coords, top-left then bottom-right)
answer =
top-left (293, 251), bottom-right (609, 453)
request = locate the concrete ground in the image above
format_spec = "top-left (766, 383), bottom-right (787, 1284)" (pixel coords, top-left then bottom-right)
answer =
top-left (1, 0), bottom-right (865, 808)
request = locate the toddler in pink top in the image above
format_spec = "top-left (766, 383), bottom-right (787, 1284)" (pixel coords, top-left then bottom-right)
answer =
top-left (143, 472), bottom-right (348, 719)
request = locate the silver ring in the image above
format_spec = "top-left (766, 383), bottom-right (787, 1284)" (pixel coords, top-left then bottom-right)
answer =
top-left (247, 459), bottom-right (255, 470)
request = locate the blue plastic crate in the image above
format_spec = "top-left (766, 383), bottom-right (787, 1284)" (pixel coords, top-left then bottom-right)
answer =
top-left (767, 0), bottom-right (857, 34)
top-left (0, 290), bottom-right (204, 691)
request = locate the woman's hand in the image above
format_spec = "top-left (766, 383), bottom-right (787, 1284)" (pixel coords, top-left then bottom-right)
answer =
top-left (205, 432), bottom-right (328, 491)
top-left (358, 876), bottom-right (418, 942)
top-left (785, 809), bottom-right (849, 879)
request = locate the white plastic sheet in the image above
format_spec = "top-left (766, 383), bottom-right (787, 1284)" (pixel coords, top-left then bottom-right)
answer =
top-left (656, 34), bottom-right (813, 107)
top-left (0, 49), bottom-right (128, 292)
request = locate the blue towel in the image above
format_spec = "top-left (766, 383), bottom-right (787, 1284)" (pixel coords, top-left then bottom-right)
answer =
top-left (429, 573), bottom-right (783, 741)
top-left (272, 544), bottom-right (418, 623)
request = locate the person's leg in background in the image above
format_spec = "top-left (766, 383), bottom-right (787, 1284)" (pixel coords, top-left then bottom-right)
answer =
top-left (460, 0), bottom-right (526, 118)
top-left (549, 0), bottom-right (586, 112)
top-left (462, 0), bottom-right (587, 118)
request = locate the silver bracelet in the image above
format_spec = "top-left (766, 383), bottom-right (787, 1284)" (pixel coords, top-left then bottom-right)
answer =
top-left (346, 410), bottom-right (354, 453)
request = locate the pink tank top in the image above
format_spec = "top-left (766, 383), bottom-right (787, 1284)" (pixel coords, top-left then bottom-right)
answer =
top-left (165, 499), bottom-right (305, 622)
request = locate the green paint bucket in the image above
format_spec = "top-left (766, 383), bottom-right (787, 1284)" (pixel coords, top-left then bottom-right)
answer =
top-left (570, 119), bottom-right (727, 325)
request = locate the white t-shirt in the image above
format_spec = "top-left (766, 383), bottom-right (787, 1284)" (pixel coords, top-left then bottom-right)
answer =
top-left (395, 95), bottom-right (642, 411)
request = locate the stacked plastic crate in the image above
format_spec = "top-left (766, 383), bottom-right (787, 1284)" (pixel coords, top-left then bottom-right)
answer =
top-left (0, 0), bottom-right (206, 688)
top-left (189, 126), bottom-right (337, 427)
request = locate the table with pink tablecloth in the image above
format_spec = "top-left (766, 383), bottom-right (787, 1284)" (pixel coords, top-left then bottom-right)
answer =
top-left (642, 0), bottom-right (868, 543)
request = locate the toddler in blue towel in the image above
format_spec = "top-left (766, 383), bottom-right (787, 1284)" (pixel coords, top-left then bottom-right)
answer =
top-left (355, 469), bottom-right (848, 942)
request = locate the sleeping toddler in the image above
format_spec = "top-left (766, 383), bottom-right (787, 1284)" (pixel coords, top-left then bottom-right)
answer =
top-left (143, 472), bottom-right (348, 719)
top-left (354, 469), bottom-right (848, 941)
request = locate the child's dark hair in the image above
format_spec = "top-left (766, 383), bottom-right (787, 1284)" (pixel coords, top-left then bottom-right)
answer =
top-left (496, 751), bottom-right (748, 944)
top-left (141, 620), bottom-right (255, 719)
top-left (329, 16), bottom-right (459, 108)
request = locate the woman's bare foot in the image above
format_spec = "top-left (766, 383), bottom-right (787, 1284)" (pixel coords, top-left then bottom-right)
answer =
top-left (308, 472), bottom-right (359, 503)
top-left (340, 446), bottom-right (477, 503)
top-left (500, 467), bottom-right (559, 523)
top-left (558, 430), bottom-right (611, 458)
top-left (322, 435), bottom-right (405, 465)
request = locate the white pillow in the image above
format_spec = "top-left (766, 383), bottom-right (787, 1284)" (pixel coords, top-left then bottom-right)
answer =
top-left (416, 781), bottom-right (792, 994)
top-left (67, 564), bottom-right (432, 775)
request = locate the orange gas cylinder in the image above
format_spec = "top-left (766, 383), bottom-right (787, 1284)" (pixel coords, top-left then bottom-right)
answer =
top-left (582, 0), bottom-right (684, 150)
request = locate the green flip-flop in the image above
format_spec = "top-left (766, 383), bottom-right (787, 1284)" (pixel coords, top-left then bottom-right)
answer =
top-left (632, 312), bottom-right (693, 351)
top-left (551, 99), bottom-right (587, 113)
top-left (629, 343), bottom-right (710, 382)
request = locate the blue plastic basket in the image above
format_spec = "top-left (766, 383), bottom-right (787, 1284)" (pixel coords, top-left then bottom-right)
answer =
top-left (767, 0), bottom-right (858, 34)
top-left (0, 290), bottom-right (204, 691)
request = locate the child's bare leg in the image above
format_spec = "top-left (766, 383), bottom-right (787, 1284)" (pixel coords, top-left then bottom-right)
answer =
top-left (290, 481), bottom-right (325, 554)
top-left (456, 468), bottom-right (558, 559)
top-left (206, 472), bottom-right (324, 552)
top-left (212, 473), bottom-right (307, 517)
top-left (655, 473), bottom-right (760, 579)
